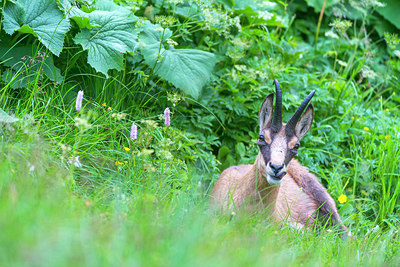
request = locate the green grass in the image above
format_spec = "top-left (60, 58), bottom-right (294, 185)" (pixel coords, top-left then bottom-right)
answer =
top-left (1, 135), bottom-right (400, 266)
top-left (1, 0), bottom-right (400, 265)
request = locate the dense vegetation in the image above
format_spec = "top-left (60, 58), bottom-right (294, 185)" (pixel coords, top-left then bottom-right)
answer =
top-left (1, 0), bottom-right (400, 265)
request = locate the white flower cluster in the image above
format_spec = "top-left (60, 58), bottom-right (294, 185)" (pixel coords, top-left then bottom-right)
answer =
top-left (330, 19), bottom-right (352, 35)
top-left (74, 117), bottom-right (92, 131)
top-left (336, 59), bottom-right (348, 67)
top-left (258, 10), bottom-right (273, 21)
top-left (155, 15), bottom-right (177, 27)
top-left (325, 30), bottom-right (339, 39)
top-left (231, 65), bottom-right (268, 82)
top-left (201, 7), bottom-right (241, 36)
top-left (257, 1), bottom-right (276, 9)
top-left (166, 38), bottom-right (178, 47)
top-left (361, 66), bottom-right (377, 80)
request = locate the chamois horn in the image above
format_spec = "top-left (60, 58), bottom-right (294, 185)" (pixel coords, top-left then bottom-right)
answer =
top-left (271, 79), bottom-right (282, 131)
top-left (285, 90), bottom-right (315, 134)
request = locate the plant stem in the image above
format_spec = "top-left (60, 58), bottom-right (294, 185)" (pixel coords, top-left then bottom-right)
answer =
top-left (315, 0), bottom-right (327, 45)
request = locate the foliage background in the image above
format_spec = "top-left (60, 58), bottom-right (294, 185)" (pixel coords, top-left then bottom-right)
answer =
top-left (1, 0), bottom-right (400, 264)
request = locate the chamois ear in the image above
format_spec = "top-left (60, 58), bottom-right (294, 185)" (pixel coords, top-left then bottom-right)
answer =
top-left (259, 93), bottom-right (274, 131)
top-left (295, 103), bottom-right (314, 139)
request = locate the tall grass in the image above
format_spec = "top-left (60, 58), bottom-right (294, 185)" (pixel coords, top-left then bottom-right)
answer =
top-left (1, 134), bottom-right (400, 266)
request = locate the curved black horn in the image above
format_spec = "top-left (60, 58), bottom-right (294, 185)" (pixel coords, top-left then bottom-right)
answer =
top-left (286, 90), bottom-right (315, 134)
top-left (271, 79), bottom-right (282, 131)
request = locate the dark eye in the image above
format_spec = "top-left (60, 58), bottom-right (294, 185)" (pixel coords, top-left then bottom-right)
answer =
top-left (293, 144), bottom-right (300, 150)
top-left (258, 135), bottom-right (265, 142)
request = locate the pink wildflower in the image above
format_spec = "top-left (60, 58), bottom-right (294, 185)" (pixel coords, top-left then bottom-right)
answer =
top-left (130, 123), bottom-right (137, 141)
top-left (164, 108), bottom-right (170, 127)
top-left (76, 90), bottom-right (84, 111)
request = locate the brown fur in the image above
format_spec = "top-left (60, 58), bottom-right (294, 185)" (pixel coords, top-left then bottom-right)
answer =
top-left (287, 136), bottom-right (298, 149)
top-left (210, 154), bottom-right (278, 212)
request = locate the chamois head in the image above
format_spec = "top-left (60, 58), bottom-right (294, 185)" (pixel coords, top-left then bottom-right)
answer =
top-left (257, 79), bottom-right (315, 185)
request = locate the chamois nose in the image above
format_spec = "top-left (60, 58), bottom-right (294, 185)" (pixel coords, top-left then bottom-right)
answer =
top-left (269, 162), bottom-right (284, 175)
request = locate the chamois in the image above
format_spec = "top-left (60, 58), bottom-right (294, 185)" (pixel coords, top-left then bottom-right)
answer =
top-left (210, 80), bottom-right (347, 233)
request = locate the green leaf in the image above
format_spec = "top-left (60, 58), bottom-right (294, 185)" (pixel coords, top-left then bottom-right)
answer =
top-left (3, 2), bottom-right (25, 35)
top-left (235, 6), bottom-right (282, 26)
top-left (141, 23), bottom-right (172, 45)
top-left (233, 0), bottom-right (257, 10)
top-left (305, 0), bottom-right (339, 12)
top-left (174, 4), bottom-right (200, 19)
top-left (216, 0), bottom-right (235, 9)
top-left (18, 25), bottom-right (36, 35)
top-left (216, 0), bottom-right (257, 10)
top-left (0, 45), bottom-right (63, 88)
top-left (140, 22), bottom-right (215, 98)
top-left (154, 48), bottom-right (216, 98)
top-left (3, 0), bottom-right (70, 56)
top-left (73, 10), bottom-right (138, 76)
top-left (371, 14), bottom-right (398, 37)
top-left (93, 0), bottom-right (133, 16)
top-left (376, 0), bottom-right (400, 30)
top-left (0, 109), bottom-right (19, 123)
top-left (140, 22), bottom-right (172, 67)
top-left (60, 0), bottom-right (137, 29)
top-left (60, 0), bottom-right (95, 29)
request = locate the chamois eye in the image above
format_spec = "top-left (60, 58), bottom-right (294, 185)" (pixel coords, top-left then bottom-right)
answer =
top-left (258, 135), bottom-right (265, 142)
top-left (293, 144), bottom-right (300, 150)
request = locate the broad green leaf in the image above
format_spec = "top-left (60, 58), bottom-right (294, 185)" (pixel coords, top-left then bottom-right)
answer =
top-left (174, 4), bottom-right (200, 19)
top-left (93, 0), bottom-right (133, 16)
top-left (217, 0), bottom-right (259, 10)
top-left (216, 0), bottom-right (235, 9)
top-left (140, 22), bottom-right (215, 98)
top-left (153, 48), bottom-right (215, 98)
top-left (305, 0), bottom-right (339, 12)
top-left (3, 2), bottom-right (25, 35)
top-left (3, 0), bottom-right (70, 56)
top-left (0, 109), bottom-right (19, 123)
top-left (61, 0), bottom-right (136, 29)
top-left (0, 45), bottom-right (63, 88)
top-left (60, 0), bottom-right (95, 29)
top-left (73, 10), bottom-right (138, 76)
top-left (140, 22), bottom-right (172, 67)
top-left (376, 0), bottom-right (400, 30)
top-left (371, 14), bottom-right (398, 37)
top-left (233, 0), bottom-right (257, 10)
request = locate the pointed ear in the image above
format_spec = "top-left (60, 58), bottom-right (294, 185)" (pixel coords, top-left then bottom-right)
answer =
top-left (259, 93), bottom-right (274, 131)
top-left (295, 104), bottom-right (314, 139)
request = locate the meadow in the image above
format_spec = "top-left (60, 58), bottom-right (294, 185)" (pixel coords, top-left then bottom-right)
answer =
top-left (1, 0), bottom-right (400, 265)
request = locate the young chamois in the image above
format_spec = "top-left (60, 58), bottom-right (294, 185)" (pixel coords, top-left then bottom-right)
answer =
top-left (210, 80), bottom-right (347, 233)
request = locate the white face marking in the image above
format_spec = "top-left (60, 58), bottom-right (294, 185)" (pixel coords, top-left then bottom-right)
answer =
top-left (265, 133), bottom-right (288, 183)
top-left (270, 134), bottom-right (287, 165)
top-left (266, 172), bottom-right (283, 185)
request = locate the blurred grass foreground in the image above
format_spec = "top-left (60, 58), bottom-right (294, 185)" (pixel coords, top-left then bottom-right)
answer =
top-left (0, 123), bottom-right (399, 266)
